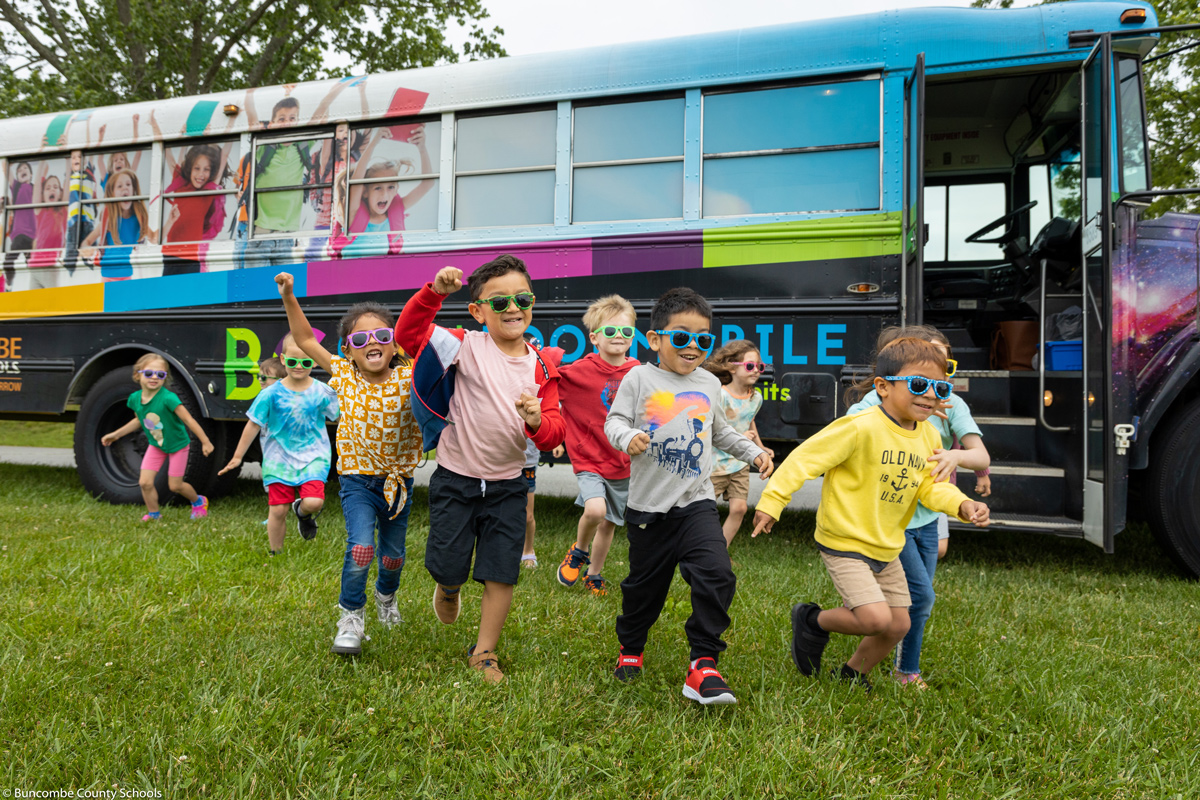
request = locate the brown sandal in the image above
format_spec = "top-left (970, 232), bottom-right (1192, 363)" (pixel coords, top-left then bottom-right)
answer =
top-left (468, 646), bottom-right (505, 684)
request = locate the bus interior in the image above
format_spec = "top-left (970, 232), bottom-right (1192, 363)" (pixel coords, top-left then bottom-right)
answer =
top-left (919, 63), bottom-right (1101, 527)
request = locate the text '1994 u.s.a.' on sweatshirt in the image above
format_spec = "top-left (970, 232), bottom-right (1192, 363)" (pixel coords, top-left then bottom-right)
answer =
top-left (604, 363), bottom-right (764, 525)
top-left (756, 406), bottom-right (970, 563)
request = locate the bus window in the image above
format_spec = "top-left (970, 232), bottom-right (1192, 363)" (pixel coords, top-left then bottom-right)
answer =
top-left (79, 147), bottom-right (152, 249)
top-left (923, 182), bottom-right (1007, 262)
top-left (5, 156), bottom-right (69, 254)
top-left (162, 140), bottom-right (239, 243)
top-left (251, 135), bottom-right (331, 236)
top-left (455, 109), bottom-right (556, 228)
top-left (347, 121), bottom-right (440, 233)
top-left (1116, 57), bottom-right (1149, 194)
top-left (572, 97), bottom-right (684, 223)
top-left (701, 80), bottom-right (881, 217)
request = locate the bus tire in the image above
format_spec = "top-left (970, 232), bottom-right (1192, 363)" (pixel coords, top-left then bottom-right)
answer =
top-left (74, 366), bottom-right (223, 505)
top-left (1145, 396), bottom-right (1200, 577)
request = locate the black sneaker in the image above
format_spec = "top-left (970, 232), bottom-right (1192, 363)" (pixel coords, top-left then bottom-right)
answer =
top-left (293, 499), bottom-right (318, 540)
top-left (832, 663), bottom-right (873, 692)
top-left (683, 658), bottom-right (737, 705)
top-left (790, 602), bottom-right (829, 676)
top-left (614, 651), bottom-right (643, 681)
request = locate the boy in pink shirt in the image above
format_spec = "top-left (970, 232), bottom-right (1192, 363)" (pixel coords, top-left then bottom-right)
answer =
top-left (395, 255), bottom-right (565, 683)
top-left (554, 294), bottom-right (640, 597)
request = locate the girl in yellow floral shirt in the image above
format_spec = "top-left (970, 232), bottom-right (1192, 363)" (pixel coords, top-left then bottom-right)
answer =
top-left (276, 272), bottom-right (423, 656)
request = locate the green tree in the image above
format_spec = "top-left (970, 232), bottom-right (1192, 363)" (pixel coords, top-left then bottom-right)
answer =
top-left (973, 0), bottom-right (1200, 213)
top-left (0, 0), bottom-right (504, 117)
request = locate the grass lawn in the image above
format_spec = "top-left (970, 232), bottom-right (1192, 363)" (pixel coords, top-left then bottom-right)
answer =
top-left (1, 462), bottom-right (1197, 798)
top-left (0, 419), bottom-right (74, 448)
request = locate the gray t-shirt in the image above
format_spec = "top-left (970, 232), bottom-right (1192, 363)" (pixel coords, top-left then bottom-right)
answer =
top-left (605, 363), bottom-right (764, 523)
top-left (523, 437), bottom-right (540, 469)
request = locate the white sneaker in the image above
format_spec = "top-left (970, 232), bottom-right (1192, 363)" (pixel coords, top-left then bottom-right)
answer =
top-left (374, 589), bottom-right (402, 628)
top-left (331, 605), bottom-right (366, 656)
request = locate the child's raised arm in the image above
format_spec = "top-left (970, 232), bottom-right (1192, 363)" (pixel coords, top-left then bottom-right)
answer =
top-left (218, 419), bottom-right (262, 475)
top-left (151, 112), bottom-right (178, 176)
top-left (31, 162), bottom-right (47, 211)
top-left (400, 125), bottom-right (436, 209)
top-left (173, 404), bottom-right (214, 456)
top-left (275, 272), bottom-right (335, 375)
top-left (347, 128), bottom-right (390, 216)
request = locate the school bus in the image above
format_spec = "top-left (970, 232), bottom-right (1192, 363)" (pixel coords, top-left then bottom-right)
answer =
top-left (3, 1), bottom-right (1200, 573)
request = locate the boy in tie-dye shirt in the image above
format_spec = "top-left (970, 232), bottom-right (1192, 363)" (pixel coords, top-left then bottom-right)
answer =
top-left (604, 287), bottom-right (773, 706)
top-left (221, 338), bottom-right (340, 555)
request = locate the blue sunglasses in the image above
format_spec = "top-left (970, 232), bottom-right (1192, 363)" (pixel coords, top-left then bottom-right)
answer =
top-left (885, 375), bottom-right (954, 400)
top-left (654, 329), bottom-right (716, 352)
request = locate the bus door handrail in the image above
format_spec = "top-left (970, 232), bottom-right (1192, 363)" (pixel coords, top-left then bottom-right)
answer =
top-left (1039, 258), bottom-right (1071, 433)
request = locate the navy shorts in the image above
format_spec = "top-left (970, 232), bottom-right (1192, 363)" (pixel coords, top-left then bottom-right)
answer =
top-left (524, 467), bottom-right (537, 493)
top-left (427, 464), bottom-right (528, 586)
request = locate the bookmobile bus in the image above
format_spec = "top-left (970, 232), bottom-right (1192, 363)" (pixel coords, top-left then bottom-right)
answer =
top-left (2, 1), bottom-right (1200, 572)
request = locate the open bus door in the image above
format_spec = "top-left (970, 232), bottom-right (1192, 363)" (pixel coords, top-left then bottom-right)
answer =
top-left (1080, 36), bottom-right (1120, 551)
top-left (903, 53), bottom-right (925, 325)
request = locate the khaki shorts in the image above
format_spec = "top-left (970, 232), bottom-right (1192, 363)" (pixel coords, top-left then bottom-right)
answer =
top-left (820, 551), bottom-right (911, 609)
top-left (710, 466), bottom-right (750, 502)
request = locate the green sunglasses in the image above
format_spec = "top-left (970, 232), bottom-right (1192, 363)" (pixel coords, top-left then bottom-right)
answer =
top-left (473, 292), bottom-right (535, 313)
top-left (283, 357), bottom-right (315, 369)
top-left (593, 325), bottom-right (635, 339)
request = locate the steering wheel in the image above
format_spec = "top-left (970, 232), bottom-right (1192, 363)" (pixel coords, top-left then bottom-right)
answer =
top-left (964, 200), bottom-right (1038, 243)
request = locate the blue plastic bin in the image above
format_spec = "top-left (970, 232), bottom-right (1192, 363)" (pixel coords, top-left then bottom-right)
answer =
top-left (1044, 340), bottom-right (1082, 371)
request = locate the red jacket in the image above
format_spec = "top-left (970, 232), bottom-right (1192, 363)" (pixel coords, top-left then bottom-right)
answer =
top-left (394, 282), bottom-right (565, 453)
top-left (558, 353), bottom-right (639, 479)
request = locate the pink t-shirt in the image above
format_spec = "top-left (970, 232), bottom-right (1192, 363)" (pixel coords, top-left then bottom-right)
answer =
top-left (435, 330), bottom-right (539, 481)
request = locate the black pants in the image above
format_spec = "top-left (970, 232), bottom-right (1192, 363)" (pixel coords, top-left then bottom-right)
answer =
top-left (616, 499), bottom-right (736, 662)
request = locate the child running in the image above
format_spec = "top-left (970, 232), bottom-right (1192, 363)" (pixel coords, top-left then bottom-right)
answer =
top-left (605, 288), bottom-right (773, 705)
top-left (703, 339), bottom-right (774, 546)
top-left (555, 295), bottom-right (640, 596)
top-left (219, 337), bottom-right (340, 556)
top-left (101, 354), bottom-right (214, 521)
top-left (844, 324), bottom-right (991, 689)
top-left (752, 337), bottom-right (990, 691)
top-left (276, 272), bottom-right (423, 656)
top-left (394, 257), bottom-right (565, 684)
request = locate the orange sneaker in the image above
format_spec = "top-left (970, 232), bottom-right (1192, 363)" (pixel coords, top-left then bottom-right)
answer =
top-left (556, 546), bottom-right (590, 587)
top-left (584, 574), bottom-right (608, 596)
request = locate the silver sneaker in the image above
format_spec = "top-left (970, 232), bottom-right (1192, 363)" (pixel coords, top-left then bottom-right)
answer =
top-left (374, 589), bottom-right (402, 628)
top-left (331, 605), bottom-right (366, 656)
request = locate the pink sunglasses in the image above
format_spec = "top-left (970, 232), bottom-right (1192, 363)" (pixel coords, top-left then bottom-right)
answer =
top-left (731, 361), bottom-right (767, 373)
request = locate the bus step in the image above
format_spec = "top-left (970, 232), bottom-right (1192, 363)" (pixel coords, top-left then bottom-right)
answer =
top-left (973, 415), bottom-right (1037, 462)
top-left (958, 462), bottom-right (1065, 516)
top-left (949, 370), bottom-right (1012, 415)
top-left (968, 513), bottom-right (1084, 537)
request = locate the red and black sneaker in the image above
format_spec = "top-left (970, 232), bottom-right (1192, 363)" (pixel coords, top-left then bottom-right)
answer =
top-left (614, 651), bottom-right (643, 681)
top-left (683, 658), bottom-right (737, 705)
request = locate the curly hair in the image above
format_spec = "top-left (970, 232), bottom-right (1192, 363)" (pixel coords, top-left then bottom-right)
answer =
top-left (337, 302), bottom-right (405, 367)
top-left (704, 339), bottom-right (760, 386)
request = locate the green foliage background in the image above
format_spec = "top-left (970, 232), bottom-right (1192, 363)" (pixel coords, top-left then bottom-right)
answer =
top-left (0, 0), bottom-right (505, 116)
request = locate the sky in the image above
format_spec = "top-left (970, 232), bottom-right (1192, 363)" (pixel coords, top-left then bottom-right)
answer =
top-left (462, 0), bottom-right (1040, 57)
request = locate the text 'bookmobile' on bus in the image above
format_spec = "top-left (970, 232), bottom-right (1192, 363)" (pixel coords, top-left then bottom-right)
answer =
top-left (3, 2), bottom-right (1200, 573)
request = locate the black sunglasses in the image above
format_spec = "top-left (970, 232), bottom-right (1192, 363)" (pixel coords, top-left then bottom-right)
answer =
top-left (474, 292), bottom-right (535, 313)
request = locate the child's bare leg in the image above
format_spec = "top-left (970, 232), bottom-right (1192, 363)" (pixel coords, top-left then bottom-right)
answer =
top-left (167, 476), bottom-right (199, 504)
top-left (722, 498), bottom-right (748, 545)
top-left (846, 607), bottom-right (910, 674)
top-left (937, 538), bottom-right (948, 559)
top-left (574, 498), bottom-right (607, 552)
top-left (587, 519), bottom-right (616, 577)
top-left (298, 497), bottom-right (324, 517)
top-left (523, 493), bottom-right (536, 556)
top-left (139, 470), bottom-right (160, 513)
top-left (476, 580), bottom-right (514, 654)
top-left (267, 504), bottom-right (289, 551)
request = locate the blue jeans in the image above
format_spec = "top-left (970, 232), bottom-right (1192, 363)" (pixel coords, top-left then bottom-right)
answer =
top-left (895, 519), bottom-right (940, 674)
top-left (337, 474), bottom-right (414, 611)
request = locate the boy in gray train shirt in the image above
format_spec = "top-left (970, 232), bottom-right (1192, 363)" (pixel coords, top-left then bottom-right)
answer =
top-left (604, 287), bottom-right (773, 705)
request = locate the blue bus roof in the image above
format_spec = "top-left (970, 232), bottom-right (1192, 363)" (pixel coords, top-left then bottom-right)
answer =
top-left (0, 1), bottom-right (1157, 156)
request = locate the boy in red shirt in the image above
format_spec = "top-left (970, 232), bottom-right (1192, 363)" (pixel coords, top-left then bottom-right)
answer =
top-left (554, 295), bottom-right (640, 596)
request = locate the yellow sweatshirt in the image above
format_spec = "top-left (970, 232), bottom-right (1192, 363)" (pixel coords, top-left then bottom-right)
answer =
top-left (757, 406), bottom-right (970, 562)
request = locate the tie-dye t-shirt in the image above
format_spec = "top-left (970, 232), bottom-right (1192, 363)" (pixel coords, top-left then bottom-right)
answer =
top-left (126, 388), bottom-right (189, 454)
top-left (604, 364), bottom-right (765, 523)
top-left (711, 388), bottom-right (763, 476)
top-left (327, 357), bottom-right (422, 515)
top-left (247, 379), bottom-right (340, 487)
